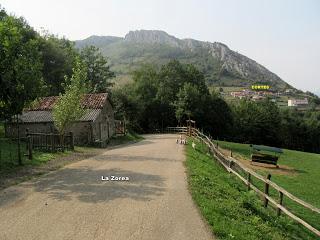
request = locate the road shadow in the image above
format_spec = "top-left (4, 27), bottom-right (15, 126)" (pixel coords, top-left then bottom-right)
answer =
top-left (0, 188), bottom-right (24, 207)
top-left (19, 167), bottom-right (166, 204)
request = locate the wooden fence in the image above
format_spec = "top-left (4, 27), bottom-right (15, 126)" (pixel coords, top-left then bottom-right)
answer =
top-left (26, 130), bottom-right (74, 155)
top-left (166, 126), bottom-right (320, 237)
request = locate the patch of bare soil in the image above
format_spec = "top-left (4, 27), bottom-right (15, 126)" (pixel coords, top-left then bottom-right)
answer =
top-left (0, 148), bottom-right (104, 190)
top-left (233, 153), bottom-right (298, 176)
top-left (215, 146), bottom-right (298, 176)
top-left (218, 147), bottom-right (233, 157)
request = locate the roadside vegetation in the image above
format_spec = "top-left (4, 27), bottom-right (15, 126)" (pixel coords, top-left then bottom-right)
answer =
top-left (185, 139), bottom-right (318, 240)
top-left (0, 136), bottom-right (84, 173)
top-left (216, 140), bottom-right (320, 231)
top-left (108, 131), bottom-right (144, 146)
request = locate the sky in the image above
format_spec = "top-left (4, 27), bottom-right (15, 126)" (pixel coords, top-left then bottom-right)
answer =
top-left (1, 0), bottom-right (320, 93)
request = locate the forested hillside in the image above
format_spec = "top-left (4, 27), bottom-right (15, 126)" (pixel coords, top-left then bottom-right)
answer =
top-left (75, 30), bottom-right (290, 89)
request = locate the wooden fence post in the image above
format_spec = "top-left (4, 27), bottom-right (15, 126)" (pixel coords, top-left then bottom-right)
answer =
top-left (70, 132), bottom-right (74, 150)
top-left (45, 134), bottom-right (48, 151)
top-left (27, 136), bottom-right (32, 160)
top-left (247, 173), bottom-right (251, 190)
top-left (25, 128), bottom-right (29, 150)
top-left (51, 134), bottom-right (55, 152)
top-left (228, 160), bottom-right (234, 173)
top-left (264, 174), bottom-right (272, 207)
top-left (61, 134), bottom-right (64, 152)
top-left (277, 191), bottom-right (284, 216)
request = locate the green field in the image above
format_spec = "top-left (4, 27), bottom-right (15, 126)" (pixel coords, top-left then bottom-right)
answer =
top-left (216, 140), bottom-right (320, 231)
top-left (185, 139), bottom-right (317, 239)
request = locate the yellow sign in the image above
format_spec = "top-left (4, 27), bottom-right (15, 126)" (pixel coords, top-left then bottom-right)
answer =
top-left (251, 85), bottom-right (270, 90)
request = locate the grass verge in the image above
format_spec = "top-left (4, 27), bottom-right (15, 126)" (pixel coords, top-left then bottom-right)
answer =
top-left (185, 138), bottom-right (318, 240)
top-left (216, 140), bottom-right (320, 229)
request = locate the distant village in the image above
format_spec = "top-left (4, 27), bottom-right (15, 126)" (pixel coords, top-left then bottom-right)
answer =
top-left (221, 87), bottom-right (312, 109)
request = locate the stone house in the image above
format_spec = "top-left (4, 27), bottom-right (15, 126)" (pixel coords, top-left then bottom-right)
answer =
top-left (5, 93), bottom-right (115, 146)
top-left (288, 98), bottom-right (309, 107)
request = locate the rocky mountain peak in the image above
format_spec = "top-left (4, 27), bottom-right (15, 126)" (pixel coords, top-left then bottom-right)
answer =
top-left (124, 30), bottom-right (182, 47)
top-left (76, 30), bottom-right (288, 88)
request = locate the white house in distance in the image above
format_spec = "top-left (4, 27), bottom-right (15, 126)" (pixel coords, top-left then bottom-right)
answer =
top-left (288, 98), bottom-right (309, 107)
top-left (230, 91), bottom-right (246, 99)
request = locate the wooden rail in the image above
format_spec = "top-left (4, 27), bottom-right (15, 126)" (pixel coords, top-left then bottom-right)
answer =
top-left (166, 127), bottom-right (320, 237)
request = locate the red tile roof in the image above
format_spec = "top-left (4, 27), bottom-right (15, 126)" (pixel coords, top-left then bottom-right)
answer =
top-left (29, 93), bottom-right (108, 111)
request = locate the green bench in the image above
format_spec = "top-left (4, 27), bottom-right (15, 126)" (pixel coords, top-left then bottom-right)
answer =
top-left (250, 144), bottom-right (283, 167)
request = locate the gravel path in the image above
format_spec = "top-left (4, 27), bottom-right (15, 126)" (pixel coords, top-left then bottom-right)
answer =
top-left (0, 134), bottom-right (213, 240)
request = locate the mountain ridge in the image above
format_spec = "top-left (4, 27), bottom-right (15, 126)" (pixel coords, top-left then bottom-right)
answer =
top-left (75, 30), bottom-right (289, 89)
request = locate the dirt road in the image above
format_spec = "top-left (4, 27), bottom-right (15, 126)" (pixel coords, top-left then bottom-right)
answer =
top-left (0, 134), bottom-right (213, 240)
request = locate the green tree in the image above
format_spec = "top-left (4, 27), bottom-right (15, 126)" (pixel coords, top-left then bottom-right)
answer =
top-left (175, 83), bottom-right (232, 137)
top-left (0, 14), bottom-right (44, 119)
top-left (0, 5), bottom-right (6, 20)
top-left (157, 60), bottom-right (208, 103)
top-left (175, 83), bottom-right (200, 123)
top-left (52, 58), bottom-right (88, 143)
top-left (131, 64), bottom-right (161, 131)
top-left (39, 34), bottom-right (78, 96)
top-left (157, 60), bottom-right (209, 129)
top-left (231, 99), bottom-right (281, 145)
top-left (80, 45), bottom-right (114, 93)
top-left (112, 84), bottom-right (140, 131)
top-left (113, 60), bottom-right (232, 134)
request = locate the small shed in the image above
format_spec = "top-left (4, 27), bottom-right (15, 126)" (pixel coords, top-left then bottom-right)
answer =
top-left (5, 93), bottom-right (115, 146)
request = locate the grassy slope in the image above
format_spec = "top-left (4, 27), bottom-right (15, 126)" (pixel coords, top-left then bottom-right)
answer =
top-left (185, 139), bottom-right (317, 240)
top-left (216, 140), bottom-right (320, 230)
